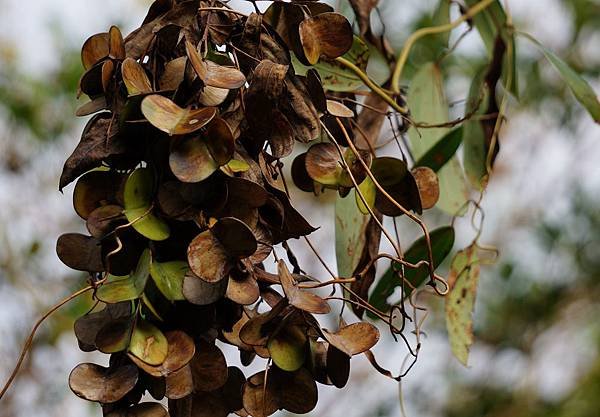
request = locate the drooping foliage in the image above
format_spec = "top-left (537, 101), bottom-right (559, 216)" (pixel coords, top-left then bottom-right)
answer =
top-left (5, 0), bottom-right (597, 416)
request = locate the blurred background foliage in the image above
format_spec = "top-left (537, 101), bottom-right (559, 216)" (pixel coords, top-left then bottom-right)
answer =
top-left (0, 0), bottom-right (599, 416)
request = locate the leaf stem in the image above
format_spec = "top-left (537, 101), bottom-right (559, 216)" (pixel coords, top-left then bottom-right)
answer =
top-left (334, 56), bottom-right (409, 116)
top-left (391, 0), bottom-right (496, 93)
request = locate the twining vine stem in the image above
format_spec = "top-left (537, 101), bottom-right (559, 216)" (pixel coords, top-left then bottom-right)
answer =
top-left (0, 286), bottom-right (94, 400)
top-left (391, 0), bottom-right (496, 93)
top-left (333, 118), bottom-right (449, 295)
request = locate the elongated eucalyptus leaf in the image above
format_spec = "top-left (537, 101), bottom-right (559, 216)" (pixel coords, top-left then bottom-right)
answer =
top-left (369, 226), bottom-right (455, 318)
top-left (521, 32), bottom-right (600, 123)
top-left (408, 63), bottom-right (468, 215)
top-left (464, 0), bottom-right (518, 97)
top-left (413, 127), bottom-right (463, 173)
top-left (445, 245), bottom-right (480, 366)
top-left (462, 69), bottom-right (490, 189)
top-left (335, 193), bottom-right (368, 278)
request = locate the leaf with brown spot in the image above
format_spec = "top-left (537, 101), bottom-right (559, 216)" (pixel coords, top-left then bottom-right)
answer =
top-left (128, 320), bottom-right (169, 366)
top-left (445, 245), bottom-right (480, 366)
top-left (128, 331), bottom-right (195, 377)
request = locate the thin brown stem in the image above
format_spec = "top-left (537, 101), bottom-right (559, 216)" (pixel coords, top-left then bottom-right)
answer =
top-left (333, 118), bottom-right (442, 290)
top-left (0, 286), bottom-right (94, 400)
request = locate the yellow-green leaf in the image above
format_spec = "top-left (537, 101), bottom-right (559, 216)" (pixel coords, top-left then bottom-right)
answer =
top-left (129, 320), bottom-right (168, 366)
top-left (355, 176), bottom-right (376, 215)
top-left (150, 261), bottom-right (187, 301)
top-left (124, 168), bottom-right (170, 241)
top-left (141, 95), bottom-right (217, 136)
top-left (445, 245), bottom-right (480, 366)
top-left (96, 249), bottom-right (152, 303)
top-left (267, 326), bottom-right (307, 372)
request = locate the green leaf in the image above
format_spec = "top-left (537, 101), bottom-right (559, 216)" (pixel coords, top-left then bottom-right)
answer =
top-left (355, 176), bottom-right (376, 215)
top-left (520, 32), bottom-right (600, 123)
top-left (267, 326), bottom-right (307, 372)
top-left (124, 168), bottom-right (171, 241)
top-left (407, 63), bottom-right (469, 215)
top-left (150, 260), bottom-right (188, 301)
top-left (128, 320), bottom-right (168, 366)
top-left (445, 245), bottom-right (480, 366)
top-left (465, 0), bottom-right (518, 97)
top-left (96, 249), bottom-right (152, 303)
top-left (335, 193), bottom-right (369, 278)
top-left (432, 0), bottom-right (451, 48)
top-left (462, 68), bottom-right (489, 188)
top-left (413, 127), bottom-right (463, 173)
top-left (292, 36), bottom-right (370, 92)
top-left (366, 43), bottom-right (391, 86)
top-left (369, 226), bottom-right (455, 318)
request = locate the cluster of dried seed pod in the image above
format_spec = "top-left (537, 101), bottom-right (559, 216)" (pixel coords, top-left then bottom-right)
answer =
top-left (57, 1), bottom-right (443, 416)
